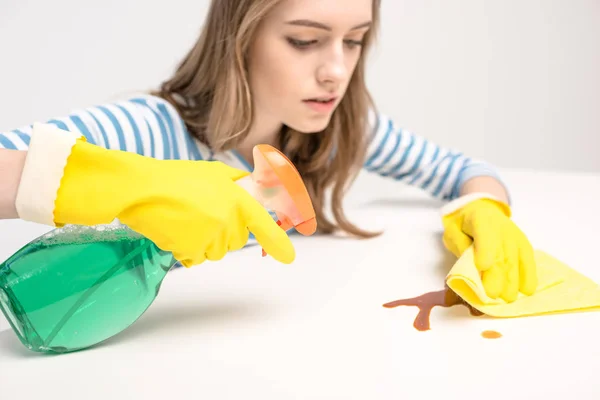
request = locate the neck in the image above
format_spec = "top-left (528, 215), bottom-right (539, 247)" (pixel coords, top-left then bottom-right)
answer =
top-left (237, 115), bottom-right (282, 167)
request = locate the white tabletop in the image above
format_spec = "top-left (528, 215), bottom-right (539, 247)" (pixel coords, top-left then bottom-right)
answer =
top-left (1, 168), bottom-right (599, 399)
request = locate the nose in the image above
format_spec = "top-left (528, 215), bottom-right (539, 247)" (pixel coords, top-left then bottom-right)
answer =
top-left (316, 44), bottom-right (348, 88)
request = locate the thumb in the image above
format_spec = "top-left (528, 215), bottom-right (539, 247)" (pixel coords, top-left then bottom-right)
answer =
top-left (237, 191), bottom-right (296, 264)
top-left (442, 222), bottom-right (473, 258)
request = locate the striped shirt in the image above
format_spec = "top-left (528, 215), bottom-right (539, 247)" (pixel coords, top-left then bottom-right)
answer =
top-left (2, 94), bottom-right (508, 266)
top-left (0, 94), bottom-right (504, 202)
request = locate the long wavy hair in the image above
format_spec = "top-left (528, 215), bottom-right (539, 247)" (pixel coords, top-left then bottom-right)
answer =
top-left (154, 0), bottom-right (382, 238)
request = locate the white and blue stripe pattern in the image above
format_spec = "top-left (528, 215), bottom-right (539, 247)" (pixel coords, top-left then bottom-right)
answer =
top-left (0, 95), bottom-right (211, 163)
top-left (1, 94), bottom-right (506, 202)
top-left (363, 112), bottom-right (505, 201)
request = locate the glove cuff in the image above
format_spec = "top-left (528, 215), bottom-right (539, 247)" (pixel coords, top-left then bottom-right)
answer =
top-left (440, 192), bottom-right (511, 217)
top-left (15, 123), bottom-right (83, 226)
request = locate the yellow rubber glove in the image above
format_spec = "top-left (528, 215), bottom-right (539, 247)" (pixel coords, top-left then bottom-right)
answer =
top-left (441, 194), bottom-right (537, 303)
top-left (15, 123), bottom-right (295, 267)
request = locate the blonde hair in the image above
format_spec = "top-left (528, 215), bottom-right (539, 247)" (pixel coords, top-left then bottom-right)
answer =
top-left (154, 0), bottom-right (381, 238)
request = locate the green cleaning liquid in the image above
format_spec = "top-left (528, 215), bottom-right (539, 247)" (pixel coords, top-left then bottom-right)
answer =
top-left (0, 224), bottom-right (175, 353)
top-left (0, 144), bottom-right (317, 355)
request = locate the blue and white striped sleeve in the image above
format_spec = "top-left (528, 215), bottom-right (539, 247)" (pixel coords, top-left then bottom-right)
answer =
top-left (0, 94), bottom-right (208, 161)
top-left (363, 111), bottom-right (509, 202)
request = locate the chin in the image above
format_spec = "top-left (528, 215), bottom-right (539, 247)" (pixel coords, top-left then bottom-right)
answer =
top-left (286, 115), bottom-right (332, 134)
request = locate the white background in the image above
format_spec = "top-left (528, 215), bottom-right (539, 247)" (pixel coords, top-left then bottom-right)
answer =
top-left (0, 0), bottom-right (598, 172)
top-left (1, 5), bottom-right (600, 395)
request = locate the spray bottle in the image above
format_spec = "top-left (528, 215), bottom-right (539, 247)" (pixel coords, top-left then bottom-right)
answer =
top-left (0, 144), bottom-right (316, 354)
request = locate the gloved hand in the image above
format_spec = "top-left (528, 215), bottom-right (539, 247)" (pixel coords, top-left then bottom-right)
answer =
top-left (15, 123), bottom-right (295, 267)
top-left (441, 194), bottom-right (537, 303)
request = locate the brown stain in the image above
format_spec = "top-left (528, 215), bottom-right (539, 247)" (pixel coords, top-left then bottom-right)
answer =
top-left (481, 330), bottom-right (502, 339)
top-left (382, 286), bottom-right (484, 331)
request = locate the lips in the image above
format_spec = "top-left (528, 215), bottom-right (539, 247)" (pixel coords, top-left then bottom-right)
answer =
top-left (304, 96), bottom-right (337, 103)
top-left (303, 96), bottom-right (338, 113)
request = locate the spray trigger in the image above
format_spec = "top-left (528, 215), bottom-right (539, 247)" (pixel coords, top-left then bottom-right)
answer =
top-left (236, 144), bottom-right (317, 260)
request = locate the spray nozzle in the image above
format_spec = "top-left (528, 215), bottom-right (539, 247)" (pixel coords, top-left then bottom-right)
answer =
top-left (236, 144), bottom-right (316, 257)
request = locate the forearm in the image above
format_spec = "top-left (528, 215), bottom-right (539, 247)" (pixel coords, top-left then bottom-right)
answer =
top-left (459, 175), bottom-right (509, 204)
top-left (0, 148), bottom-right (26, 219)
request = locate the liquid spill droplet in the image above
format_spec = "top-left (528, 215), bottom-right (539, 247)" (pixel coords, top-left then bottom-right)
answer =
top-left (383, 286), bottom-right (483, 331)
top-left (384, 287), bottom-right (506, 340)
top-left (481, 330), bottom-right (502, 339)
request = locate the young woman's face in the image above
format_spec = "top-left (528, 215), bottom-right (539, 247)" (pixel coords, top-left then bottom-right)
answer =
top-left (247, 0), bottom-right (373, 135)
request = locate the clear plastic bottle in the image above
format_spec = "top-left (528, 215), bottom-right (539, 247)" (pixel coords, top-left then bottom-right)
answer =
top-left (0, 145), bottom-right (316, 354)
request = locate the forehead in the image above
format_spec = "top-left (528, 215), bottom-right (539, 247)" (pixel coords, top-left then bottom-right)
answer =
top-left (270, 0), bottom-right (373, 27)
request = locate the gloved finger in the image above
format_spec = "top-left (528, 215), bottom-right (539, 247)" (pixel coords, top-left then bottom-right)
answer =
top-left (518, 235), bottom-right (538, 295)
top-left (238, 193), bottom-right (295, 264)
top-left (467, 214), bottom-right (503, 272)
top-left (499, 240), bottom-right (519, 303)
top-left (169, 249), bottom-right (188, 267)
top-left (227, 225), bottom-right (250, 252)
top-left (205, 227), bottom-right (228, 261)
top-left (442, 222), bottom-right (472, 258)
top-left (481, 265), bottom-right (506, 299)
top-left (166, 230), bottom-right (212, 267)
top-left (177, 253), bottom-right (205, 268)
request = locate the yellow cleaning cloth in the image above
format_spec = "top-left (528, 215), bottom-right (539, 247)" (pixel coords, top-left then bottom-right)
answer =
top-left (446, 246), bottom-right (600, 317)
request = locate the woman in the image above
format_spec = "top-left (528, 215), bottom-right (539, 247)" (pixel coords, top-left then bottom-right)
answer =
top-left (0, 0), bottom-right (536, 303)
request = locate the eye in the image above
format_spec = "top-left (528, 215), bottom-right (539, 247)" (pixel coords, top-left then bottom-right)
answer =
top-left (344, 39), bottom-right (364, 49)
top-left (287, 37), bottom-right (317, 49)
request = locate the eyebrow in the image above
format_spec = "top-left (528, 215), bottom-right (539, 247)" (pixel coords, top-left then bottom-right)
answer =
top-left (285, 19), bottom-right (372, 31)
